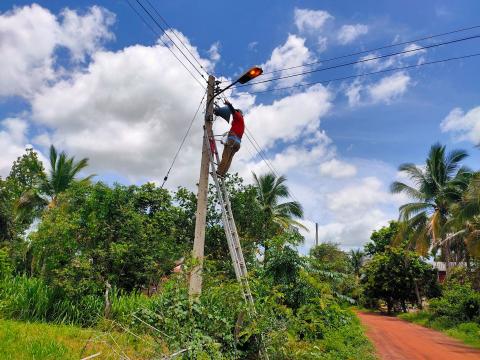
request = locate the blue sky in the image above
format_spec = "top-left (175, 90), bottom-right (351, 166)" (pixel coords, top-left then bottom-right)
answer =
top-left (1, 1), bottom-right (480, 250)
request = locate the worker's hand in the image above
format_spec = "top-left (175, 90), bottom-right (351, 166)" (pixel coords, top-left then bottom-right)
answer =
top-left (224, 99), bottom-right (230, 105)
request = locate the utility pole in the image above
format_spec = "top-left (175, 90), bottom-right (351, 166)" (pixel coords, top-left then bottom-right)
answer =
top-left (189, 75), bottom-right (215, 297)
top-left (315, 222), bottom-right (318, 247)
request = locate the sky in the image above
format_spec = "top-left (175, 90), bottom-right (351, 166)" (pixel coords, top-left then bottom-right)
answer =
top-left (1, 1), bottom-right (480, 252)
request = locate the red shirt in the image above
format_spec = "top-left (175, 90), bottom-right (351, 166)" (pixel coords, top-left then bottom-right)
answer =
top-left (230, 111), bottom-right (244, 139)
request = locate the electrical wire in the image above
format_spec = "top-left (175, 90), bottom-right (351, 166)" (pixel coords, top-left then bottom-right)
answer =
top-left (160, 91), bottom-right (207, 189)
top-left (134, 0), bottom-right (207, 80)
top-left (261, 24), bottom-right (480, 75)
top-left (234, 34), bottom-right (480, 89)
top-left (144, 0), bottom-right (209, 76)
top-left (125, 0), bottom-right (206, 89)
top-left (246, 51), bottom-right (480, 95)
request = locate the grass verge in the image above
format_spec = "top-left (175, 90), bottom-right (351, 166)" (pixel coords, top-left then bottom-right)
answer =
top-left (0, 318), bottom-right (157, 359)
top-left (398, 312), bottom-right (480, 349)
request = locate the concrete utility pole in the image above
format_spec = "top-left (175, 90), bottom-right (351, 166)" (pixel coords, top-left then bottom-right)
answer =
top-left (315, 222), bottom-right (318, 247)
top-left (189, 75), bottom-right (215, 297)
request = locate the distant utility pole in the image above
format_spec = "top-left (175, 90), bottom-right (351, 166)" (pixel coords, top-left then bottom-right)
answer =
top-left (315, 222), bottom-right (318, 247)
top-left (189, 75), bottom-right (215, 298)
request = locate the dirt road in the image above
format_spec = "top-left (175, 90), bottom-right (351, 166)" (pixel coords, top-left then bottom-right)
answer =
top-left (357, 312), bottom-right (480, 360)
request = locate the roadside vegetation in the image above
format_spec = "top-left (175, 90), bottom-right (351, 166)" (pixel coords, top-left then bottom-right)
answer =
top-left (0, 146), bottom-right (374, 359)
top-left (357, 143), bottom-right (480, 348)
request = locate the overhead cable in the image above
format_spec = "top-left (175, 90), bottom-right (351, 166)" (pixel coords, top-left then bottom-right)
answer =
top-left (160, 91), bottom-right (207, 189)
top-left (144, 0), bottom-right (209, 76)
top-left (261, 24), bottom-right (480, 75)
top-left (234, 34), bottom-right (480, 88)
top-left (247, 52), bottom-right (480, 95)
top-left (125, 0), bottom-right (206, 89)
top-left (134, 0), bottom-right (208, 80)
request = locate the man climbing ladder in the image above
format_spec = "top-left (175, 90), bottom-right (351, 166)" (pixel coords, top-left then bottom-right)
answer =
top-left (216, 99), bottom-right (244, 177)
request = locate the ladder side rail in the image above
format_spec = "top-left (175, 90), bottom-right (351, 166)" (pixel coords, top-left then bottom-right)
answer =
top-left (205, 129), bottom-right (245, 287)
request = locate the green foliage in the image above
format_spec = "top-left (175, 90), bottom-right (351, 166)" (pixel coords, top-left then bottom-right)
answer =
top-left (361, 247), bottom-right (440, 312)
top-left (429, 282), bottom-right (480, 323)
top-left (30, 181), bottom-right (189, 294)
top-left (365, 221), bottom-right (400, 255)
top-left (400, 312), bottom-right (480, 349)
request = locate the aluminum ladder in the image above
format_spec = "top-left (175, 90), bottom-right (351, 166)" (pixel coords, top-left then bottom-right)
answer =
top-left (205, 127), bottom-right (269, 359)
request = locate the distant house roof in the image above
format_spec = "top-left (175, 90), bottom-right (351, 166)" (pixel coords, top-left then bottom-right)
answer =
top-left (432, 262), bottom-right (466, 272)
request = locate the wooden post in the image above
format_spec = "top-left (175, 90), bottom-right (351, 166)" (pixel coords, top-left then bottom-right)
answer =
top-left (189, 75), bottom-right (215, 297)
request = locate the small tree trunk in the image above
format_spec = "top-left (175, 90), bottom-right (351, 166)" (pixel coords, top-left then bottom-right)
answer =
top-left (414, 280), bottom-right (423, 309)
top-left (104, 280), bottom-right (112, 319)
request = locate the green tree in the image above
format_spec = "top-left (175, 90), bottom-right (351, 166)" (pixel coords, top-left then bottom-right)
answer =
top-left (362, 247), bottom-right (439, 313)
top-left (391, 143), bottom-right (471, 266)
top-left (364, 222), bottom-right (400, 255)
top-left (30, 181), bottom-right (188, 297)
top-left (17, 145), bottom-right (93, 216)
top-left (349, 249), bottom-right (364, 277)
top-left (253, 172), bottom-right (305, 260)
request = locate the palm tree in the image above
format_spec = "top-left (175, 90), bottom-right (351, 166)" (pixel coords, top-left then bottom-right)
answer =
top-left (252, 172), bottom-right (305, 258)
top-left (349, 249), bottom-right (364, 277)
top-left (391, 143), bottom-right (471, 272)
top-left (446, 173), bottom-right (480, 259)
top-left (17, 145), bottom-right (94, 215)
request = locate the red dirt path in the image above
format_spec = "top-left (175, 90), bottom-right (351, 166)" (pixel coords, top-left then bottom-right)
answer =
top-left (357, 311), bottom-right (480, 360)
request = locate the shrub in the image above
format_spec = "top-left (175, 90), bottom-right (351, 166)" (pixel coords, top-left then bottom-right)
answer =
top-left (429, 283), bottom-right (480, 323)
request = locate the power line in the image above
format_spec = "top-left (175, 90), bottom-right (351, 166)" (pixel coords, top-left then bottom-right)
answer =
top-left (246, 51), bottom-right (480, 95)
top-left (144, 0), bottom-right (209, 76)
top-left (134, 0), bottom-right (207, 80)
top-left (125, 0), bottom-right (206, 89)
top-left (160, 91), bottom-right (207, 189)
top-left (261, 24), bottom-right (480, 75)
top-left (234, 34), bottom-right (480, 89)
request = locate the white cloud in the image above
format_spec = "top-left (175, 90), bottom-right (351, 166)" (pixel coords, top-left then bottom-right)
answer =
top-left (0, 118), bottom-right (29, 176)
top-left (317, 36), bottom-right (328, 52)
top-left (337, 24), bottom-right (368, 45)
top-left (208, 41), bottom-right (221, 62)
top-left (253, 34), bottom-right (315, 91)
top-left (346, 79), bottom-right (363, 106)
top-left (294, 8), bottom-right (333, 32)
top-left (440, 106), bottom-right (480, 144)
top-left (0, 4), bottom-right (114, 98)
top-left (246, 84), bottom-right (332, 149)
top-left (319, 159), bottom-right (357, 178)
top-left (402, 43), bottom-right (426, 58)
top-left (367, 71), bottom-right (410, 104)
top-left (30, 41), bottom-right (210, 186)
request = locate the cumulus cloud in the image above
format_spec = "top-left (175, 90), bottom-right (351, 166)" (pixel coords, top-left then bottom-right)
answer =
top-left (337, 24), bottom-right (368, 44)
top-left (252, 34), bottom-right (315, 91)
top-left (319, 159), bottom-right (357, 178)
top-left (246, 84), bottom-right (332, 149)
top-left (0, 118), bottom-right (30, 176)
top-left (30, 41), bottom-right (209, 186)
top-left (0, 4), bottom-right (114, 98)
top-left (294, 8), bottom-right (333, 32)
top-left (440, 106), bottom-right (480, 144)
top-left (367, 71), bottom-right (410, 104)
top-left (208, 41), bottom-right (221, 62)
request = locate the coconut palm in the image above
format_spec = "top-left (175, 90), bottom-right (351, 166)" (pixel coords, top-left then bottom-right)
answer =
top-left (252, 172), bottom-right (306, 262)
top-left (16, 145), bottom-right (94, 216)
top-left (446, 173), bottom-right (480, 258)
top-left (349, 249), bottom-right (364, 277)
top-left (253, 172), bottom-right (305, 233)
top-left (391, 143), bottom-right (472, 264)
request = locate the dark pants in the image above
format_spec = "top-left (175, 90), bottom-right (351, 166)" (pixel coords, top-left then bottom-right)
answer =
top-left (217, 138), bottom-right (240, 176)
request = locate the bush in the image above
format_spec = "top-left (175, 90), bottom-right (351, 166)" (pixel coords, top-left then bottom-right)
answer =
top-left (429, 283), bottom-right (480, 323)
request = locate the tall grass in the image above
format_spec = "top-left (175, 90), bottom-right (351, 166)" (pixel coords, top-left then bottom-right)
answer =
top-left (0, 275), bottom-right (156, 328)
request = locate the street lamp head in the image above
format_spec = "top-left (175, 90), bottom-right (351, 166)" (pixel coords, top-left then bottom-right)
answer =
top-left (237, 66), bottom-right (263, 84)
